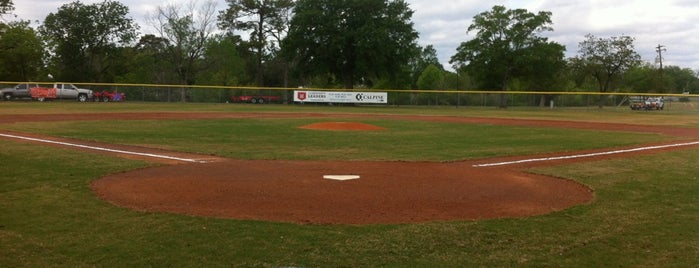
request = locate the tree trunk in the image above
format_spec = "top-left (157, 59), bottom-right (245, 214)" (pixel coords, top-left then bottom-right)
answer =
top-left (255, 14), bottom-right (266, 87)
top-left (539, 95), bottom-right (547, 107)
top-left (499, 78), bottom-right (508, 108)
top-left (598, 81), bottom-right (611, 108)
top-left (342, 67), bottom-right (354, 89)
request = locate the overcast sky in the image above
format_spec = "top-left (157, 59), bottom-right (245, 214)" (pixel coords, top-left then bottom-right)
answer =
top-left (7, 0), bottom-right (699, 72)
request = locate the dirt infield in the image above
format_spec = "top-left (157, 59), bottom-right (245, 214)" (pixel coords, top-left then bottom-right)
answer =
top-left (2, 112), bottom-right (698, 225)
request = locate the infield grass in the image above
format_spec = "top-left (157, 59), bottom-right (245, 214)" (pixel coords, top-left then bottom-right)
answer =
top-left (1, 102), bottom-right (698, 266)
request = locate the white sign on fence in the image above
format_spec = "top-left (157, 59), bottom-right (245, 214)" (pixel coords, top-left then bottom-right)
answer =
top-left (294, 90), bottom-right (387, 104)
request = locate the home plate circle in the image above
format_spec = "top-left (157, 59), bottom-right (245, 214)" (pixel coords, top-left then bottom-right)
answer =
top-left (323, 175), bottom-right (360, 181)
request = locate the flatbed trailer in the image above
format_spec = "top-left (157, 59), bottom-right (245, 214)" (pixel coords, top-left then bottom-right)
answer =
top-left (230, 95), bottom-right (280, 104)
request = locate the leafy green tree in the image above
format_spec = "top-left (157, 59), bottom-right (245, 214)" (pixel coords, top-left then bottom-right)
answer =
top-left (283, 0), bottom-right (419, 89)
top-left (408, 44), bottom-right (442, 89)
top-left (199, 35), bottom-right (247, 86)
top-left (415, 64), bottom-right (448, 105)
top-left (574, 34), bottom-right (641, 107)
top-left (39, 0), bottom-right (138, 82)
top-left (0, 0), bottom-right (13, 15)
top-left (450, 5), bottom-right (563, 107)
top-left (0, 21), bottom-right (43, 81)
top-left (623, 63), bottom-right (659, 93)
top-left (218, 0), bottom-right (294, 86)
top-left (117, 34), bottom-right (175, 84)
top-left (519, 39), bottom-right (566, 106)
top-left (416, 64), bottom-right (444, 90)
top-left (624, 64), bottom-right (698, 94)
top-left (663, 66), bottom-right (698, 93)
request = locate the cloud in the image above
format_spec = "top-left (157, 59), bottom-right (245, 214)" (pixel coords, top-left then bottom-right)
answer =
top-left (8, 0), bottom-right (699, 72)
top-left (408, 0), bottom-right (699, 71)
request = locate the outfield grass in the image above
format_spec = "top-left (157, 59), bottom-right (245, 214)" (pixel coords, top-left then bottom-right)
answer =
top-left (1, 103), bottom-right (698, 266)
top-left (1, 101), bottom-right (698, 126)
top-left (2, 117), bottom-right (671, 161)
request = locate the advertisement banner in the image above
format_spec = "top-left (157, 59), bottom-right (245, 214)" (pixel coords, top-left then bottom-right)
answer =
top-left (293, 91), bottom-right (387, 104)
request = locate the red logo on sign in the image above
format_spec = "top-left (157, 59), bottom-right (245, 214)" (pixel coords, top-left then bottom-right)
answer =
top-left (297, 91), bottom-right (307, 100)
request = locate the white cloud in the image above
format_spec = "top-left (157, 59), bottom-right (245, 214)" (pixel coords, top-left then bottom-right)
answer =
top-left (408, 0), bottom-right (699, 71)
top-left (7, 0), bottom-right (699, 71)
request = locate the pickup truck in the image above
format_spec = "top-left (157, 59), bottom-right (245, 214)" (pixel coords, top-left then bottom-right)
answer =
top-left (30, 83), bottom-right (94, 102)
top-left (630, 96), bottom-right (664, 110)
top-left (1, 83), bottom-right (40, 100)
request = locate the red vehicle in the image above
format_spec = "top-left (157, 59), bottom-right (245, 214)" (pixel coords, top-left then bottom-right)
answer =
top-left (230, 95), bottom-right (280, 104)
top-left (93, 90), bottom-right (125, 102)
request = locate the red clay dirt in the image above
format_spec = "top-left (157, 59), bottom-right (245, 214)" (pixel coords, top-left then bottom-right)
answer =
top-left (1, 112), bottom-right (698, 225)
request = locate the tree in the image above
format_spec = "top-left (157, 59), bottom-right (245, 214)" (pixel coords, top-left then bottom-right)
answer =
top-left (408, 44), bottom-right (442, 89)
top-left (663, 66), bottom-right (698, 93)
top-left (450, 5), bottom-right (564, 107)
top-left (0, 0), bottom-right (13, 16)
top-left (624, 63), bottom-right (660, 93)
top-left (150, 0), bottom-right (218, 101)
top-left (218, 0), bottom-right (294, 86)
top-left (199, 35), bottom-right (246, 86)
top-left (416, 64), bottom-right (444, 90)
top-left (39, 0), bottom-right (138, 82)
top-left (0, 21), bottom-right (43, 81)
top-left (117, 34), bottom-right (175, 84)
top-left (574, 34), bottom-right (641, 107)
top-left (283, 0), bottom-right (419, 89)
top-left (517, 37), bottom-right (566, 106)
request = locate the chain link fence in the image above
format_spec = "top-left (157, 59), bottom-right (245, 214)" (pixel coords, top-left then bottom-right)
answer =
top-left (2, 82), bottom-right (697, 111)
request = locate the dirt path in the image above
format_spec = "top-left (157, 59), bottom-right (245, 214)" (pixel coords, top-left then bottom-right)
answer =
top-left (2, 112), bottom-right (697, 225)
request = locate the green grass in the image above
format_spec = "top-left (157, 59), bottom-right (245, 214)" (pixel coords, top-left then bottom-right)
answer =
top-left (1, 101), bottom-right (698, 126)
top-left (2, 118), bottom-right (671, 161)
top-left (1, 103), bottom-right (698, 266)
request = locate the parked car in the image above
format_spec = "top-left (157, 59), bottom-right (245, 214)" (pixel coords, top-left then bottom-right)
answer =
top-left (1, 83), bottom-right (39, 100)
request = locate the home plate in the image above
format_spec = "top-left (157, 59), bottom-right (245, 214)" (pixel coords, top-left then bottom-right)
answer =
top-left (323, 175), bottom-right (360, 181)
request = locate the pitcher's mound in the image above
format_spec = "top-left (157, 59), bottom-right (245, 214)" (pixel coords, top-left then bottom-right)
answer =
top-left (299, 122), bottom-right (385, 131)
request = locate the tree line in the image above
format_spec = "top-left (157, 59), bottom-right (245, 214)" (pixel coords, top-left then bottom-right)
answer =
top-left (1, 0), bottom-right (698, 98)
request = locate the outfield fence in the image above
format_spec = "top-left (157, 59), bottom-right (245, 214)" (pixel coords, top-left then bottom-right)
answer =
top-left (2, 81), bottom-right (698, 111)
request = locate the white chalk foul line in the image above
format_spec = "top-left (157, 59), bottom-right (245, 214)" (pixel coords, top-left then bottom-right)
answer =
top-left (0, 133), bottom-right (206, 163)
top-left (473, 141), bottom-right (699, 167)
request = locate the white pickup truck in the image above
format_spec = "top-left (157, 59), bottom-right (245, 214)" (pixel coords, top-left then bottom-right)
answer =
top-left (30, 83), bottom-right (94, 102)
top-left (0, 83), bottom-right (39, 100)
top-left (630, 96), bottom-right (664, 110)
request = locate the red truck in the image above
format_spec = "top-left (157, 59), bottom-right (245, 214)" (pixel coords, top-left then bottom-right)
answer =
top-left (230, 95), bottom-right (281, 104)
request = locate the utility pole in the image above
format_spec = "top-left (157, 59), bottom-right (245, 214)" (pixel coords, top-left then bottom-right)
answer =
top-left (656, 44), bottom-right (666, 92)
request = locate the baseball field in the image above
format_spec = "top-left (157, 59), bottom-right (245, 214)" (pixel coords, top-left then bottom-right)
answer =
top-left (1, 101), bottom-right (698, 266)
